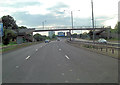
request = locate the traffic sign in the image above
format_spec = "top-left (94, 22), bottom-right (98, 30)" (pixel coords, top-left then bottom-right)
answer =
top-left (0, 23), bottom-right (3, 37)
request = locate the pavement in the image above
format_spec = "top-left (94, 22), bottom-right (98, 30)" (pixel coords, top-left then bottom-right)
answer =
top-left (2, 39), bottom-right (118, 83)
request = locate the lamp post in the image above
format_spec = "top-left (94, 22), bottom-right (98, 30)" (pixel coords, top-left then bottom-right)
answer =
top-left (42, 20), bottom-right (46, 30)
top-left (0, 18), bottom-right (3, 43)
top-left (91, 0), bottom-right (95, 43)
top-left (64, 10), bottom-right (80, 41)
top-left (71, 11), bottom-right (73, 33)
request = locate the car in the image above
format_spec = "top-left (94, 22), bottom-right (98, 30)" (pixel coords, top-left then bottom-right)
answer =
top-left (98, 38), bottom-right (107, 44)
top-left (57, 38), bottom-right (60, 41)
top-left (45, 39), bottom-right (50, 43)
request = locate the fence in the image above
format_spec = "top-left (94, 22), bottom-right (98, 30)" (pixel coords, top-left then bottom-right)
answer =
top-left (67, 40), bottom-right (120, 59)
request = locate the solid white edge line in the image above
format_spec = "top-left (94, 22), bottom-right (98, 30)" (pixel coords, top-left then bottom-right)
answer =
top-left (26, 56), bottom-right (30, 60)
top-left (65, 55), bottom-right (70, 59)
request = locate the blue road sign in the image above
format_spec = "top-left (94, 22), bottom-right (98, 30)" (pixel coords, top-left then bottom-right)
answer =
top-left (0, 23), bottom-right (3, 37)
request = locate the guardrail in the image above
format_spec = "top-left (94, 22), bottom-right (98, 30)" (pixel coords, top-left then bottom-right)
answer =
top-left (73, 40), bottom-right (120, 47)
top-left (67, 40), bottom-right (120, 59)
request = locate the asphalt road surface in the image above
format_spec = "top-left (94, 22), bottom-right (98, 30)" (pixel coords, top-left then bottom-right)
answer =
top-left (2, 39), bottom-right (118, 83)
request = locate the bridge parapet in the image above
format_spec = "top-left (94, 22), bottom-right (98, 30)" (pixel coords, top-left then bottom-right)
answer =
top-left (35, 26), bottom-right (111, 31)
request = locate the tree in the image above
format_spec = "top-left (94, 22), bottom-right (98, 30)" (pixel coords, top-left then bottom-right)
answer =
top-left (88, 31), bottom-right (93, 39)
top-left (1, 15), bottom-right (18, 45)
top-left (33, 34), bottom-right (43, 41)
top-left (52, 34), bottom-right (56, 38)
top-left (111, 22), bottom-right (120, 33)
top-left (19, 26), bottom-right (27, 29)
top-left (2, 15), bottom-right (18, 29)
top-left (2, 29), bottom-right (17, 45)
top-left (114, 22), bottom-right (120, 34)
top-left (72, 33), bottom-right (77, 38)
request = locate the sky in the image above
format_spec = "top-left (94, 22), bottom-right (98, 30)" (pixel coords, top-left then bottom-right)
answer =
top-left (0, 0), bottom-right (119, 35)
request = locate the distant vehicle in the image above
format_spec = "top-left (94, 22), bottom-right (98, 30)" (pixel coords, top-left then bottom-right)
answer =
top-left (98, 38), bottom-right (107, 43)
top-left (57, 38), bottom-right (60, 41)
top-left (45, 39), bottom-right (50, 43)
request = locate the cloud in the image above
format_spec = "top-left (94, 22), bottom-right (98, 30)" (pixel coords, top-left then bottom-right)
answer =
top-left (12, 12), bottom-right (71, 27)
top-left (0, 0), bottom-right (118, 28)
top-left (47, 2), bottom-right (69, 15)
top-left (12, 11), bottom-right (109, 28)
top-left (1, 1), bottom-right (41, 8)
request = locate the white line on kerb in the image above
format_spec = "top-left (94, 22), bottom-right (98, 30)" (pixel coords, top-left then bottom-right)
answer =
top-left (65, 55), bottom-right (70, 59)
top-left (26, 56), bottom-right (30, 60)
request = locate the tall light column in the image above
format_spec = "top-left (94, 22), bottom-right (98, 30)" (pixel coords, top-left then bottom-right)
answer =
top-left (71, 11), bottom-right (74, 33)
top-left (91, 0), bottom-right (95, 43)
top-left (42, 20), bottom-right (46, 30)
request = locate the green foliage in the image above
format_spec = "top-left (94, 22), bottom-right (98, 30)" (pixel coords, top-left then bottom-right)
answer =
top-left (2, 15), bottom-right (18, 29)
top-left (52, 34), bottom-right (56, 38)
top-left (2, 29), bottom-right (17, 45)
top-left (88, 31), bottom-right (93, 39)
top-left (19, 26), bottom-right (27, 29)
top-left (2, 15), bottom-right (18, 45)
top-left (33, 34), bottom-right (42, 41)
top-left (33, 34), bottom-right (50, 41)
top-left (72, 33), bottom-right (77, 38)
top-left (111, 22), bottom-right (120, 33)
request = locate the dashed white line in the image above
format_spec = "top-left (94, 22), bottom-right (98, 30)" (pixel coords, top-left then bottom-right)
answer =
top-left (59, 49), bottom-right (61, 51)
top-left (36, 49), bottom-right (38, 51)
top-left (69, 69), bottom-right (72, 72)
top-left (61, 73), bottom-right (65, 76)
top-left (65, 55), bottom-right (70, 59)
top-left (65, 80), bottom-right (69, 83)
top-left (26, 56), bottom-right (30, 60)
top-left (77, 78), bottom-right (80, 81)
top-left (16, 66), bottom-right (19, 68)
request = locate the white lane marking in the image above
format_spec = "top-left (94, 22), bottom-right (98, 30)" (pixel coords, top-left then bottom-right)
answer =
top-left (41, 46), bottom-right (42, 47)
top-left (59, 49), bottom-right (61, 51)
top-left (65, 80), bottom-right (69, 83)
top-left (16, 66), bottom-right (19, 68)
top-left (36, 49), bottom-right (38, 51)
top-left (57, 64), bottom-right (61, 66)
top-left (77, 78), bottom-right (80, 81)
top-left (69, 69), bottom-right (72, 72)
top-left (26, 56), bottom-right (30, 60)
top-left (61, 73), bottom-right (65, 76)
top-left (65, 55), bottom-right (70, 59)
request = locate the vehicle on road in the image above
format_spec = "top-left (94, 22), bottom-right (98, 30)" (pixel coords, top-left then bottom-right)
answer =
top-left (45, 39), bottom-right (50, 43)
top-left (98, 38), bottom-right (107, 44)
top-left (57, 38), bottom-right (60, 41)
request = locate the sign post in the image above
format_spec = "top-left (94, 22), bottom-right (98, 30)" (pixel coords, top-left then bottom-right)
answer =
top-left (0, 23), bottom-right (3, 37)
top-left (0, 23), bottom-right (3, 43)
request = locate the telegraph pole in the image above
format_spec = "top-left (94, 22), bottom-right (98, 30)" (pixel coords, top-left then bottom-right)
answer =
top-left (91, 0), bottom-right (95, 43)
top-left (71, 11), bottom-right (74, 34)
top-left (42, 20), bottom-right (46, 30)
top-left (70, 11), bottom-right (74, 41)
top-left (42, 22), bottom-right (44, 29)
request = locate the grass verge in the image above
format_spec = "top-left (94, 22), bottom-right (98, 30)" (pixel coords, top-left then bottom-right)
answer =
top-left (1, 41), bottom-right (43, 53)
top-left (66, 41), bottom-right (119, 59)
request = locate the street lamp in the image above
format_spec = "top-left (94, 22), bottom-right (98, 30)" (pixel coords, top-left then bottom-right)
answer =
top-left (64, 10), bottom-right (80, 41)
top-left (91, 0), bottom-right (95, 43)
top-left (42, 20), bottom-right (46, 30)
